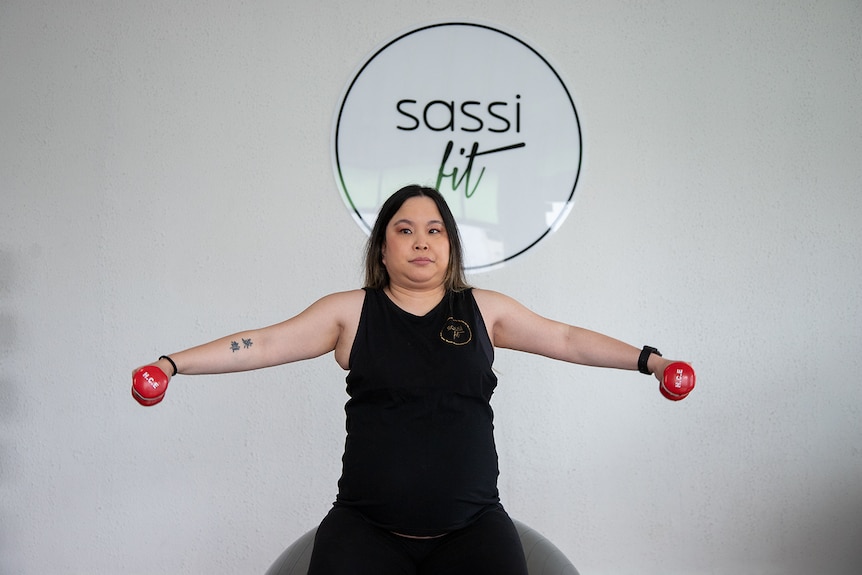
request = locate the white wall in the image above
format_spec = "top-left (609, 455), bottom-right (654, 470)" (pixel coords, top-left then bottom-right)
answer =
top-left (2, 1), bottom-right (860, 574)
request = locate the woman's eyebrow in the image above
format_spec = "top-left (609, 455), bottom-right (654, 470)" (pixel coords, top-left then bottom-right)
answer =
top-left (392, 218), bottom-right (445, 226)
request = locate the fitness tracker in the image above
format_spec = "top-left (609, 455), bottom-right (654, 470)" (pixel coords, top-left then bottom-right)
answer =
top-left (638, 346), bottom-right (662, 375)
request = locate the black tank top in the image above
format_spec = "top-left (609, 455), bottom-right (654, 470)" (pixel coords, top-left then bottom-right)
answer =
top-left (335, 288), bottom-right (501, 536)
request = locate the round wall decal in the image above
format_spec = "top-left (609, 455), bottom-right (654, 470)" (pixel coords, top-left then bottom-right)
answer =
top-left (333, 22), bottom-right (582, 271)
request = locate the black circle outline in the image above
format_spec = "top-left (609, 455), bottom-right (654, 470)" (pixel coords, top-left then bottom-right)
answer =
top-left (334, 21), bottom-right (582, 271)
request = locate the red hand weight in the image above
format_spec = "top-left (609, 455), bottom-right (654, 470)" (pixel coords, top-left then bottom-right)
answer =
top-left (132, 365), bottom-right (169, 406)
top-left (660, 362), bottom-right (695, 401)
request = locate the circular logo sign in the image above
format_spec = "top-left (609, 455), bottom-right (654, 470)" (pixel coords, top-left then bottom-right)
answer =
top-left (333, 22), bottom-right (582, 271)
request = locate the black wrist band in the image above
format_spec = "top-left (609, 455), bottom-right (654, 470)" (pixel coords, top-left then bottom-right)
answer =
top-left (638, 346), bottom-right (661, 375)
top-left (159, 355), bottom-right (178, 376)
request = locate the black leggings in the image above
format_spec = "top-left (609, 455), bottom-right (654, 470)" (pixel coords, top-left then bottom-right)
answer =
top-left (307, 506), bottom-right (529, 575)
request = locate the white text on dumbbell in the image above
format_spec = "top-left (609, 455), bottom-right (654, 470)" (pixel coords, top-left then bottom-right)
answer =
top-left (142, 371), bottom-right (161, 389)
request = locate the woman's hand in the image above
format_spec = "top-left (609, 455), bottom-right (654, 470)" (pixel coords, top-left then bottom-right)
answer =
top-left (131, 360), bottom-right (173, 406)
top-left (131, 357), bottom-right (175, 383)
top-left (649, 356), bottom-right (693, 383)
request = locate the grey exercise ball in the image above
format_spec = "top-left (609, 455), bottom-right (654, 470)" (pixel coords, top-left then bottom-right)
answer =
top-left (265, 518), bottom-right (579, 575)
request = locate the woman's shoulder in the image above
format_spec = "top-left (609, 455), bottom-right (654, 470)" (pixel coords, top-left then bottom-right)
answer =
top-left (317, 288), bottom-right (367, 307)
top-left (471, 287), bottom-right (516, 307)
top-left (300, 289), bottom-right (366, 319)
top-left (470, 288), bottom-right (514, 323)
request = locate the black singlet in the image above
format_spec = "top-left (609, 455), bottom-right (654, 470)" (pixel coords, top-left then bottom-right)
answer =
top-left (334, 288), bottom-right (501, 536)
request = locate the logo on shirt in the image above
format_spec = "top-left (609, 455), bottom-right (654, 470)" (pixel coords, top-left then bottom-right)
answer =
top-left (440, 318), bottom-right (472, 345)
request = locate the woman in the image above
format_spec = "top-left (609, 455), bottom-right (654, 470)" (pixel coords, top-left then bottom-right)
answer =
top-left (135, 184), bottom-right (686, 574)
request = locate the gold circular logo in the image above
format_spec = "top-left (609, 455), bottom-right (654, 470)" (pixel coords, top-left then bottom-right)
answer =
top-left (440, 318), bottom-right (472, 345)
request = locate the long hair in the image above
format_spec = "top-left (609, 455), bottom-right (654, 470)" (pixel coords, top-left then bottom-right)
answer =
top-left (363, 185), bottom-right (471, 292)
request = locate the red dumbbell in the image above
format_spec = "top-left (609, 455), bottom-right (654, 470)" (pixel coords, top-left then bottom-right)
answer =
top-left (660, 362), bottom-right (695, 401)
top-left (132, 365), bottom-right (169, 406)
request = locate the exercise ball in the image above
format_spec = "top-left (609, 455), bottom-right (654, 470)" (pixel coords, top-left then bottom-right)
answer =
top-left (265, 518), bottom-right (579, 575)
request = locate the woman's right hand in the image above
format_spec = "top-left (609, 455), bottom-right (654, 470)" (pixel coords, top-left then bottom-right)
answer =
top-left (131, 359), bottom-right (174, 406)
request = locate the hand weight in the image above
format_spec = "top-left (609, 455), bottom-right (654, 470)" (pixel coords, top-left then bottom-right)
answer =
top-left (660, 362), bottom-right (695, 401)
top-left (132, 365), bottom-right (169, 406)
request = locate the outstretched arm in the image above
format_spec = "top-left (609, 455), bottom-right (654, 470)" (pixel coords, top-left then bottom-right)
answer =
top-left (473, 289), bottom-right (678, 379)
top-left (134, 289), bottom-right (364, 382)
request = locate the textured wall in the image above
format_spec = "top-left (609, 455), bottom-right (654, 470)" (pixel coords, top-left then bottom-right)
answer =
top-left (1, 1), bottom-right (861, 574)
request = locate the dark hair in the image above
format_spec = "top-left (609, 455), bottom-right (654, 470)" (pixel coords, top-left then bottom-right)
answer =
top-left (363, 185), bottom-right (471, 291)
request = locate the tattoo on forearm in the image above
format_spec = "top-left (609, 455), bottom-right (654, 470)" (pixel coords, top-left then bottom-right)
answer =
top-left (230, 338), bottom-right (254, 353)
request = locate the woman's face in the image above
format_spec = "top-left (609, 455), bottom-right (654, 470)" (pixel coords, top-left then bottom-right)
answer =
top-left (381, 196), bottom-right (451, 289)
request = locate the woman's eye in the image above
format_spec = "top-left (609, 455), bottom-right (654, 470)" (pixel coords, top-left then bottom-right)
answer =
top-left (399, 228), bottom-right (412, 234)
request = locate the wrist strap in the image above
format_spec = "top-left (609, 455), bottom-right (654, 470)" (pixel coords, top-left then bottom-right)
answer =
top-left (159, 355), bottom-right (178, 376)
top-left (638, 346), bottom-right (661, 375)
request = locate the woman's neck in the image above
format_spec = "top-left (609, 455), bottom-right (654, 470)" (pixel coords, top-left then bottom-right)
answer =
top-left (383, 283), bottom-right (446, 316)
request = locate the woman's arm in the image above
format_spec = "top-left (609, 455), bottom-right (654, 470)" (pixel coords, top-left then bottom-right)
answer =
top-left (473, 289), bottom-right (676, 378)
top-left (134, 289), bottom-right (364, 381)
